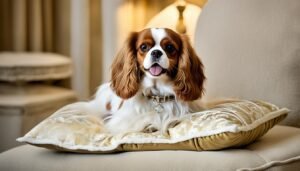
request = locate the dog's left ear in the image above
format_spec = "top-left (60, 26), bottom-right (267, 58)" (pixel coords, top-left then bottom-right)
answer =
top-left (174, 35), bottom-right (206, 101)
top-left (111, 32), bottom-right (141, 99)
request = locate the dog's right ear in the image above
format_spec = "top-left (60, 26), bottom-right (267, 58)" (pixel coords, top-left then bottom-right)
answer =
top-left (173, 34), bottom-right (206, 101)
top-left (111, 32), bottom-right (141, 99)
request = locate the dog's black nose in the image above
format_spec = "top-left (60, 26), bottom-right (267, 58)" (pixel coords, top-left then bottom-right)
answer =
top-left (151, 50), bottom-right (163, 60)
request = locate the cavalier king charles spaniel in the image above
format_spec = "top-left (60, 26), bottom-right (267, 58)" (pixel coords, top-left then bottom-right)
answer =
top-left (68, 28), bottom-right (205, 134)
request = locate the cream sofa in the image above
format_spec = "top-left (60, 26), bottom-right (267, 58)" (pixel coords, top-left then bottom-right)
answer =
top-left (0, 0), bottom-right (300, 170)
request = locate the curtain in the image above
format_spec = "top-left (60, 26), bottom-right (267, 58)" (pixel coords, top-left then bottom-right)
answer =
top-left (0, 0), bottom-right (70, 56)
top-left (89, 0), bottom-right (103, 95)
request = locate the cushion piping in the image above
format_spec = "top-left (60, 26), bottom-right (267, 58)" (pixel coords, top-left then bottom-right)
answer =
top-left (237, 155), bottom-right (300, 171)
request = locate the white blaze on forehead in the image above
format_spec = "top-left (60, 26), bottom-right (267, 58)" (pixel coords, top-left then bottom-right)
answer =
top-left (143, 28), bottom-right (169, 74)
top-left (150, 28), bottom-right (167, 44)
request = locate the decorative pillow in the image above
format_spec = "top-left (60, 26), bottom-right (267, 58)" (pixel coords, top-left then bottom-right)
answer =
top-left (17, 100), bottom-right (288, 153)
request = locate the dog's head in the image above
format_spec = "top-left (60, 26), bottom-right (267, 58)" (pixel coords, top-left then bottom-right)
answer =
top-left (111, 28), bottom-right (205, 101)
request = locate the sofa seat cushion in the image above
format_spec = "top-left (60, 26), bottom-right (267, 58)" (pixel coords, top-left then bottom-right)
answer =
top-left (1, 126), bottom-right (299, 171)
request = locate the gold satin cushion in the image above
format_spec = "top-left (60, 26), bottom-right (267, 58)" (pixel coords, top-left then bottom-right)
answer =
top-left (17, 100), bottom-right (288, 153)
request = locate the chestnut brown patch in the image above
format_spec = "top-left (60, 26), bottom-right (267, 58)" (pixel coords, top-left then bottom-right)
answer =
top-left (106, 102), bottom-right (112, 111)
top-left (110, 32), bottom-right (141, 99)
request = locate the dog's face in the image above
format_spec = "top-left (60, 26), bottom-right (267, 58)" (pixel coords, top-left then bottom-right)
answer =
top-left (136, 28), bottom-right (181, 78)
top-left (111, 28), bottom-right (205, 101)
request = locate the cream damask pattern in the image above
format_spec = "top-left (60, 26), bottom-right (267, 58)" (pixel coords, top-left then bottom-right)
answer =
top-left (17, 100), bottom-right (288, 153)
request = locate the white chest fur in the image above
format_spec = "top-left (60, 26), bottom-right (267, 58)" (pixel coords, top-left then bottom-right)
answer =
top-left (89, 77), bottom-right (190, 134)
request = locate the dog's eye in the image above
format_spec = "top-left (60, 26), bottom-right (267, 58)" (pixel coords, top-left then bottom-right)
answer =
top-left (165, 44), bottom-right (175, 53)
top-left (140, 44), bottom-right (148, 52)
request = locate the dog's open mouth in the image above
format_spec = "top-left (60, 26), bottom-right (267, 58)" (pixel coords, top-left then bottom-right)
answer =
top-left (146, 64), bottom-right (166, 76)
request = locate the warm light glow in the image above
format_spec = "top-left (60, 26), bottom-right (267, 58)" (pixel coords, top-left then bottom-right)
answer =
top-left (117, 1), bottom-right (151, 49)
top-left (145, 3), bottom-right (201, 45)
top-left (176, 0), bottom-right (187, 6)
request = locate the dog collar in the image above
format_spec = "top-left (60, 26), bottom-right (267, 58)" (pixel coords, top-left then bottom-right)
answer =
top-left (143, 94), bottom-right (176, 103)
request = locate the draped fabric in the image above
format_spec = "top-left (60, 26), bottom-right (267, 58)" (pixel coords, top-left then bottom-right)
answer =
top-left (0, 0), bottom-right (102, 98)
top-left (0, 0), bottom-right (70, 56)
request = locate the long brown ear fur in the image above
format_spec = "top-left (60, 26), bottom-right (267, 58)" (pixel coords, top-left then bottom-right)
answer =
top-left (174, 35), bottom-right (206, 101)
top-left (110, 32), bottom-right (141, 99)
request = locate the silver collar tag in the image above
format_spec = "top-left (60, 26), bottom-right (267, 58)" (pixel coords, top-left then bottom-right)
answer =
top-left (143, 94), bottom-right (175, 113)
top-left (152, 99), bottom-right (164, 113)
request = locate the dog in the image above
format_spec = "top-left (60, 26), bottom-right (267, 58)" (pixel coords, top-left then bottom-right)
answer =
top-left (66, 28), bottom-right (205, 134)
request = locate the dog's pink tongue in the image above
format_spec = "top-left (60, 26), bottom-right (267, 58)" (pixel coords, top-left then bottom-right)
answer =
top-left (149, 65), bottom-right (163, 76)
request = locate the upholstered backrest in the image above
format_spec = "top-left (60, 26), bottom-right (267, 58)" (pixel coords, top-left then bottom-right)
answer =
top-left (195, 0), bottom-right (300, 127)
